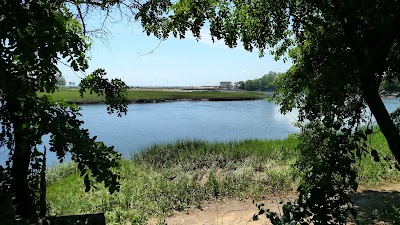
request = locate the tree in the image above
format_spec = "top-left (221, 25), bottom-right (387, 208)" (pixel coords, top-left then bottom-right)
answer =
top-left (262, 72), bottom-right (279, 91)
top-left (380, 78), bottom-right (400, 94)
top-left (240, 71), bottom-right (281, 91)
top-left (0, 0), bottom-right (135, 218)
top-left (136, 0), bottom-right (400, 160)
top-left (244, 79), bottom-right (255, 91)
top-left (135, 0), bottom-right (400, 223)
top-left (56, 74), bottom-right (67, 86)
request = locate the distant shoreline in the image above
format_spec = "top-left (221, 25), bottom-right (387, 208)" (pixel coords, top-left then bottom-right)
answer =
top-left (39, 89), bottom-right (267, 105)
top-left (65, 97), bottom-right (263, 104)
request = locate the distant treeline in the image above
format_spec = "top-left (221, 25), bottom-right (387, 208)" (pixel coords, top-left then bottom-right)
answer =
top-left (380, 78), bottom-right (400, 94)
top-left (236, 71), bottom-right (400, 94)
top-left (235, 71), bottom-right (283, 91)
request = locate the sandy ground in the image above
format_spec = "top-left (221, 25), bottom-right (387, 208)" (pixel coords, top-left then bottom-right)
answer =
top-left (149, 184), bottom-right (400, 225)
top-left (164, 197), bottom-right (290, 225)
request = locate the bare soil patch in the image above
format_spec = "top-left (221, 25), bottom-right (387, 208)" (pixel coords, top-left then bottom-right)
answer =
top-left (152, 184), bottom-right (400, 225)
top-left (151, 193), bottom-right (295, 225)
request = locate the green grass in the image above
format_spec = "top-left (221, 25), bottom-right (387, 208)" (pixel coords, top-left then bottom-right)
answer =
top-left (40, 88), bottom-right (266, 103)
top-left (46, 131), bottom-right (400, 224)
top-left (46, 137), bottom-right (299, 224)
top-left (356, 128), bottom-right (400, 186)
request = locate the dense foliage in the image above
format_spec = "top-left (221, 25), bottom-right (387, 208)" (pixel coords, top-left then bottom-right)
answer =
top-left (380, 78), bottom-right (400, 94)
top-left (56, 74), bottom-right (67, 86)
top-left (0, 0), bottom-right (131, 218)
top-left (4, 0), bottom-right (400, 223)
top-left (135, 0), bottom-right (400, 224)
top-left (236, 71), bottom-right (282, 91)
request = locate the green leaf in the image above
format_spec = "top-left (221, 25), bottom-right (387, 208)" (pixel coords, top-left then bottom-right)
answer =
top-left (371, 149), bottom-right (380, 162)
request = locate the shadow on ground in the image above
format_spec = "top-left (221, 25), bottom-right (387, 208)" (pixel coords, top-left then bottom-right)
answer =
top-left (352, 187), bottom-right (400, 223)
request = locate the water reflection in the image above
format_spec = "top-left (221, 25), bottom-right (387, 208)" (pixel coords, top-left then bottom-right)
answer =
top-left (79, 100), bottom-right (300, 160)
top-left (1, 98), bottom-right (399, 165)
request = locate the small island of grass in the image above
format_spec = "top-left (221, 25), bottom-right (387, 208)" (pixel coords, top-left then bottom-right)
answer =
top-left (41, 88), bottom-right (267, 104)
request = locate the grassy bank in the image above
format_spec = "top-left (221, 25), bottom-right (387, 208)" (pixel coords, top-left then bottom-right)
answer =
top-left (46, 131), bottom-right (400, 224)
top-left (356, 129), bottom-right (400, 186)
top-left (46, 138), bottom-right (299, 223)
top-left (41, 89), bottom-right (266, 104)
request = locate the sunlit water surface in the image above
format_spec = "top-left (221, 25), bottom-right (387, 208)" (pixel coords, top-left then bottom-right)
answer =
top-left (2, 98), bottom-right (400, 165)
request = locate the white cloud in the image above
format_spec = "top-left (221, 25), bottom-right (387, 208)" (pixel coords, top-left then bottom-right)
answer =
top-left (240, 70), bottom-right (252, 76)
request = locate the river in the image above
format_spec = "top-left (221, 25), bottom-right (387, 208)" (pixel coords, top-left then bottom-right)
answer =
top-left (1, 98), bottom-right (400, 165)
top-left (80, 100), bottom-right (299, 156)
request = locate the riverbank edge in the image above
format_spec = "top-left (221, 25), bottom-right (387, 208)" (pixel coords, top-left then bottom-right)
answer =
top-left (46, 132), bottom-right (400, 224)
top-left (46, 138), bottom-right (300, 223)
top-left (37, 89), bottom-right (268, 104)
top-left (65, 96), bottom-right (264, 104)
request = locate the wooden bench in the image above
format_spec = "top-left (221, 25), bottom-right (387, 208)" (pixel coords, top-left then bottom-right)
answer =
top-left (2, 213), bottom-right (106, 225)
top-left (46, 213), bottom-right (106, 225)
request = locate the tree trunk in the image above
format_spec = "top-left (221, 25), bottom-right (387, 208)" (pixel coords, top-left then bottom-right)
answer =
top-left (361, 77), bottom-right (400, 164)
top-left (10, 105), bottom-right (35, 218)
top-left (39, 147), bottom-right (47, 217)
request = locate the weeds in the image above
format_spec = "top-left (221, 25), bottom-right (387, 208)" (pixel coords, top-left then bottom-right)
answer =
top-left (46, 133), bottom-right (400, 224)
top-left (356, 130), bottom-right (400, 186)
top-left (356, 202), bottom-right (400, 225)
top-left (47, 138), bottom-right (298, 224)
top-left (371, 203), bottom-right (400, 225)
top-left (46, 162), bottom-right (78, 185)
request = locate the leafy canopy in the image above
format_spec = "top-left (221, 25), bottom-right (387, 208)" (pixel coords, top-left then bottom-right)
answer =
top-left (0, 0), bottom-right (133, 218)
top-left (135, 0), bottom-right (400, 224)
top-left (239, 71), bottom-right (281, 91)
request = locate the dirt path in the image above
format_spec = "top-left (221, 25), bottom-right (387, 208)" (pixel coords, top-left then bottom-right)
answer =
top-left (154, 184), bottom-right (400, 225)
top-left (155, 193), bottom-right (294, 225)
top-left (352, 184), bottom-right (400, 220)
top-left (164, 199), bottom-right (279, 225)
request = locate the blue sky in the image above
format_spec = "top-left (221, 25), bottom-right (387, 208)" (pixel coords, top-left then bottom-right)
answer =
top-left (60, 20), bottom-right (292, 87)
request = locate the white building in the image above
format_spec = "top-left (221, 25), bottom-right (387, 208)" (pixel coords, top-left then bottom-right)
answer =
top-left (220, 81), bottom-right (232, 89)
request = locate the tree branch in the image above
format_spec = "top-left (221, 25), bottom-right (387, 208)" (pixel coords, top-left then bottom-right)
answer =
top-left (76, 2), bottom-right (87, 35)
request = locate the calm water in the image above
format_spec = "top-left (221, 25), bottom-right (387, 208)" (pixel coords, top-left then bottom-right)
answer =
top-left (79, 98), bottom-right (400, 156)
top-left (382, 97), bottom-right (400, 113)
top-left (79, 100), bottom-right (299, 156)
top-left (1, 98), bottom-right (400, 164)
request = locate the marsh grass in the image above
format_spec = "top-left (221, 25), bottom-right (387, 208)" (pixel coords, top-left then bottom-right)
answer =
top-left (46, 162), bottom-right (79, 185)
top-left (356, 128), bottom-right (400, 186)
top-left (41, 89), bottom-right (266, 103)
top-left (46, 132), bottom-right (400, 224)
top-left (46, 138), bottom-right (299, 224)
